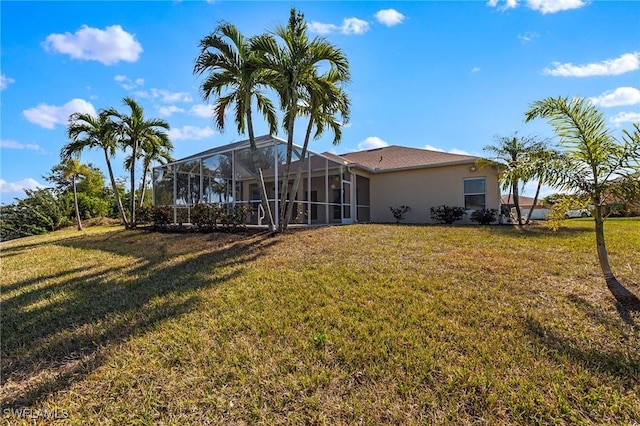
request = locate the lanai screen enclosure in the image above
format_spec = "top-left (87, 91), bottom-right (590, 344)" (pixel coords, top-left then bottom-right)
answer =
top-left (153, 135), bottom-right (370, 226)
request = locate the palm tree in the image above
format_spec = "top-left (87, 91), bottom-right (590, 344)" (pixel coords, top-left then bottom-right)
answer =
top-left (194, 22), bottom-right (278, 232)
top-left (106, 97), bottom-right (170, 228)
top-left (251, 8), bottom-right (350, 231)
top-left (283, 70), bottom-right (350, 229)
top-left (125, 132), bottom-right (173, 207)
top-left (480, 134), bottom-right (540, 227)
top-left (64, 111), bottom-right (129, 227)
top-left (521, 143), bottom-right (560, 224)
top-left (59, 158), bottom-right (89, 231)
top-left (525, 96), bottom-right (640, 309)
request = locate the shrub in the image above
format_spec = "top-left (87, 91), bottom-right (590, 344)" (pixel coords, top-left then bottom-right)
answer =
top-left (191, 203), bottom-right (215, 229)
top-left (430, 205), bottom-right (466, 224)
top-left (389, 205), bottom-right (411, 223)
top-left (151, 206), bottom-right (173, 227)
top-left (470, 208), bottom-right (498, 225)
top-left (136, 205), bottom-right (152, 224)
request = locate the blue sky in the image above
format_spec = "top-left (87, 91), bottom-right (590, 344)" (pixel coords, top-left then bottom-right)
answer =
top-left (1, 0), bottom-right (639, 203)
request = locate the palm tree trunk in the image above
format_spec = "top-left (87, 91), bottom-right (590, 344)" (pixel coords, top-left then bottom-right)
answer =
top-left (513, 181), bottom-right (523, 227)
top-left (130, 139), bottom-right (138, 228)
top-left (139, 160), bottom-right (150, 208)
top-left (525, 180), bottom-right (542, 224)
top-left (279, 108), bottom-right (297, 232)
top-left (247, 107), bottom-right (274, 232)
top-left (72, 175), bottom-right (83, 231)
top-left (104, 149), bottom-right (129, 227)
top-left (592, 196), bottom-right (640, 309)
top-left (284, 117), bottom-right (314, 229)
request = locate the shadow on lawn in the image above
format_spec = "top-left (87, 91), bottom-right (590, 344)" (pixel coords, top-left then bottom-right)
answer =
top-left (524, 307), bottom-right (639, 389)
top-left (0, 230), bottom-right (279, 408)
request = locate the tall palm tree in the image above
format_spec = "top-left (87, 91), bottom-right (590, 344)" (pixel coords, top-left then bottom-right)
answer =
top-left (194, 22), bottom-right (278, 232)
top-left (106, 97), bottom-right (170, 228)
top-left (251, 8), bottom-right (350, 231)
top-left (125, 132), bottom-right (173, 207)
top-left (480, 134), bottom-right (539, 227)
top-left (283, 70), bottom-right (350, 229)
top-left (525, 96), bottom-right (640, 309)
top-left (64, 111), bottom-right (129, 227)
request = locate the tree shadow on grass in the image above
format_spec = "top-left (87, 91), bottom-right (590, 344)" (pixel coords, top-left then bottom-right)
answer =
top-left (0, 230), bottom-right (280, 408)
top-left (523, 313), bottom-right (639, 390)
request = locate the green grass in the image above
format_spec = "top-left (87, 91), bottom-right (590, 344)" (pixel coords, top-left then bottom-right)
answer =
top-left (1, 219), bottom-right (639, 425)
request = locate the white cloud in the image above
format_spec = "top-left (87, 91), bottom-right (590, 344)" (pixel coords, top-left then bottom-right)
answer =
top-left (375, 9), bottom-right (405, 26)
top-left (157, 105), bottom-right (185, 117)
top-left (0, 178), bottom-right (45, 195)
top-left (134, 88), bottom-right (193, 103)
top-left (309, 17), bottom-right (369, 35)
top-left (0, 139), bottom-right (43, 151)
top-left (358, 136), bottom-right (389, 150)
top-left (518, 31), bottom-right (540, 43)
top-left (168, 125), bottom-right (215, 141)
top-left (609, 112), bottom-right (640, 126)
top-left (488, 0), bottom-right (586, 13)
top-left (471, 67), bottom-right (481, 73)
top-left (342, 18), bottom-right (369, 35)
top-left (23, 98), bottom-right (96, 129)
top-left (189, 104), bottom-right (214, 118)
top-left (1, 74), bottom-right (15, 90)
top-left (543, 52), bottom-right (640, 77)
top-left (43, 24), bottom-right (142, 65)
top-left (114, 75), bottom-right (144, 90)
top-left (424, 144), bottom-right (472, 155)
top-left (589, 87), bottom-right (640, 108)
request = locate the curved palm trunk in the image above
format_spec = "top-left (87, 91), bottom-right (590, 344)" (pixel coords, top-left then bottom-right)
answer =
top-left (284, 116), bottom-right (314, 229)
top-left (512, 181), bottom-right (523, 227)
top-left (592, 196), bottom-right (640, 309)
top-left (139, 159), bottom-right (150, 208)
top-left (525, 180), bottom-right (542, 224)
top-left (104, 149), bottom-right (129, 227)
top-left (247, 108), bottom-right (274, 232)
top-left (279, 108), bottom-right (297, 232)
top-left (72, 175), bottom-right (83, 231)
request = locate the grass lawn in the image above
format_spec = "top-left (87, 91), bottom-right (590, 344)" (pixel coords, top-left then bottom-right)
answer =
top-left (1, 219), bottom-right (639, 424)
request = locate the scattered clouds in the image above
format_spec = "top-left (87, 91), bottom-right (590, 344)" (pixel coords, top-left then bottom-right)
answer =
top-left (590, 87), bottom-right (640, 108)
top-left (0, 178), bottom-right (45, 195)
top-left (1, 74), bottom-right (15, 90)
top-left (23, 98), bottom-right (96, 129)
top-left (375, 9), bottom-right (405, 27)
top-left (609, 112), bottom-right (640, 126)
top-left (543, 52), bottom-right (640, 77)
top-left (471, 67), bottom-right (481, 73)
top-left (358, 136), bottom-right (389, 150)
top-left (488, 0), bottom-right (587, 14)
top-left (518, 31), bottom-right (540, 43)
top-left (189, 104), bottom-right (214, 118)
top-left (43, 24), bottom-right (142, 65)
top-left (157, 105), bottom-right (185, 117)
top-left (134, 88), bottom-right (193, 103)
top-left (309, 17), bottom-right (369, 35)
top-left (424, 145), bottom-right (472, 155)
top-left (168, 125), bottom-right (215, 140)
top-left (1, 139), bottom-right (43, 152)
top-left (114, 75), bottom-right (144, 90)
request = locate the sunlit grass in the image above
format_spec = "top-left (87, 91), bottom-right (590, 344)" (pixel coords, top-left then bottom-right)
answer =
top-left (1, 219), bottom-right (639, 424)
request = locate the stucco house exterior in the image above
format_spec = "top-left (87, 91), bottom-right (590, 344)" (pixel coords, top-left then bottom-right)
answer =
top-left (152, 135), bottom-right (501, 226)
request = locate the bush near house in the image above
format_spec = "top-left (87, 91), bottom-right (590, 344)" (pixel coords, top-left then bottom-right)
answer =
top-left (470, 208), bottom-right (498, 225)
top-left (430, 205), bottom-right (466, 224)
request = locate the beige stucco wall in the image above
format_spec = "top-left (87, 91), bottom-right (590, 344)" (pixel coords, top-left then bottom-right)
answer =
top-left (366, 164), bottom-right (500, 224)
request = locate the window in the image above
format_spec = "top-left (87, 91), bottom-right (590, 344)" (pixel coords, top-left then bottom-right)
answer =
top-left (464, 178), bottom-right (486, 210)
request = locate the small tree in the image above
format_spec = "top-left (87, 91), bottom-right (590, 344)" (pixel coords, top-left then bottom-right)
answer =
top-left (430, 205), bottom-right (466, 224)
top-left (525, 96), bottom-right (640, 309)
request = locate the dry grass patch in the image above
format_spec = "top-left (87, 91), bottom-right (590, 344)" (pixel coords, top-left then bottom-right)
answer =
top-left (1, 220), bottom-right (639, 424)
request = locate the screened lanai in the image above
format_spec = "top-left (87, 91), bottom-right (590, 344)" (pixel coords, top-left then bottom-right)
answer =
top-left (152, 135), bottom-right (370, 227)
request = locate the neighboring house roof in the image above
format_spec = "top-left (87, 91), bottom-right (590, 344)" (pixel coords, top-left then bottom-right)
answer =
top-left (501, 194), bottom-right (547, 207)
top-left (337, 145), bottom-right (479, 173)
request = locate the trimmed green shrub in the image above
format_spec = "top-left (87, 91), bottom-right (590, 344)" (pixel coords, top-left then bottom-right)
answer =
top-left (470, 208), bottom-right (498, 225)
top-left (430, 205), bottom-right (466, 224)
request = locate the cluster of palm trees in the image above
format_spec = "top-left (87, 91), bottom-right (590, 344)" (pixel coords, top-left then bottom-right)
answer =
top-left (62, 97), bottom-right (173, 229)
top-left (193, 8), bottom-right (351, 232)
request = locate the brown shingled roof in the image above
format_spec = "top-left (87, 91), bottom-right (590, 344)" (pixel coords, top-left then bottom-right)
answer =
top-left (337, 145), bottom-right (479, 172)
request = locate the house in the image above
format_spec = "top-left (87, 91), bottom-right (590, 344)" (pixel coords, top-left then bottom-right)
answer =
top-left (501, 194), bottom-right (550, 220)
top-left (152, 135), bottom-right (501, 225)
